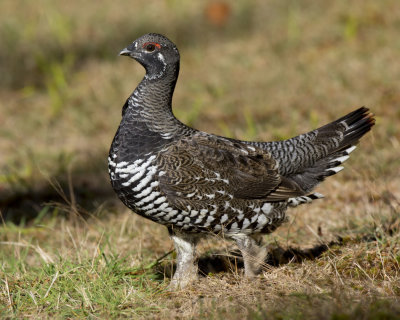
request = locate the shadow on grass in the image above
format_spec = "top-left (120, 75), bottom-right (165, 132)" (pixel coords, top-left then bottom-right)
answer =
top-left (158, 214), bottom-right (398, 278)
top-left (203, 239), bottom-right (343, 273)
top-left (156, 238), bottom-right (344, 280)
top-left (0, 163), bottom-right (118, 223)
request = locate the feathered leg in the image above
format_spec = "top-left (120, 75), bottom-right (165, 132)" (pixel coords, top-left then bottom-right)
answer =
top-left (233, 234), bottom-right (267, 277)
top-left (169, 229), bottom-right (200, 290)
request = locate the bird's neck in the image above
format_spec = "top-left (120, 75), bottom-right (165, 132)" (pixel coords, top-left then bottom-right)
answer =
top-left (124, 63), bottom-right (186, 139)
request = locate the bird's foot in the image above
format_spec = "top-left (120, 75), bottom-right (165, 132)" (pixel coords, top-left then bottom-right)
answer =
top-left (168, 263), bottom-right (198, 291)
top-left (168, 230), bottom-right (200, 291)
top-left (232, 234), bottom-right (268, 277)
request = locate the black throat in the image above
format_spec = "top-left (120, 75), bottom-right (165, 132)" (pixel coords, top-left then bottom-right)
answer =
top-left (109, 60), bottom-right (190, 163)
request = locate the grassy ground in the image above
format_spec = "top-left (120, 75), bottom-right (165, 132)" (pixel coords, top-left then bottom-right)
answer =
top-left (1, 0), bottom-right (400, 318)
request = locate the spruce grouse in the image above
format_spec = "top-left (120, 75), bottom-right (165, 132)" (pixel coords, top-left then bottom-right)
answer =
top-left (109, 33), bottom-right (375, 289)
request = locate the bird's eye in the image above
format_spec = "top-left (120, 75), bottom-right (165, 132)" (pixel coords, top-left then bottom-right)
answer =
top-left (143, 42), bottom-right (161, 52)
top-left (145, 43), bottom-right (156, 52)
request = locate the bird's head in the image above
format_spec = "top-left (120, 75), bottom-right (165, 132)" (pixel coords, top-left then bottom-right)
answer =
top-left (120, 33), bottom-right (180, 80)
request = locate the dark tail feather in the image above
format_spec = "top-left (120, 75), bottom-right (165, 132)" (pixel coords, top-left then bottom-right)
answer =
top-left (317, 107), bottom-right (375, 150)
top-left (289, 107), bottom-right (375, 192)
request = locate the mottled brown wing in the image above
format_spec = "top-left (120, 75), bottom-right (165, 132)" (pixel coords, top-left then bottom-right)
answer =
top-left (156, 133), bottom-right (304, 210)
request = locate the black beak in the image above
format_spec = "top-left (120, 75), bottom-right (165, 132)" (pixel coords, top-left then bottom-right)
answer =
top-left (119, 48), bottom-right (131, 56)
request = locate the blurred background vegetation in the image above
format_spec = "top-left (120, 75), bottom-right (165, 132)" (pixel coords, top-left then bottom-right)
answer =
top-left (0, 0), bottom-right (399, 222)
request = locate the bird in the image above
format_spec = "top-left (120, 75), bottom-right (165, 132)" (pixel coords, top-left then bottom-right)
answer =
top-left (108, 33), bottom-right (375, 289)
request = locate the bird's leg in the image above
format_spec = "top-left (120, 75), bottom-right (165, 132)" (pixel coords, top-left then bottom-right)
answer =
top-left (168, 229), bottom-right (200, 290)
top-left (233, 234), bottom-right (268, 277)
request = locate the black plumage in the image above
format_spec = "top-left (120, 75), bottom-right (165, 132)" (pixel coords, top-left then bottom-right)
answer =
top-left (108, 33), bottom-right (375, 289)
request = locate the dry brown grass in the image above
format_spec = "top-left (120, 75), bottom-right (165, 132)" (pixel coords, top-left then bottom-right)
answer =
top-left (1, 0), bottom-right (400, 318)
